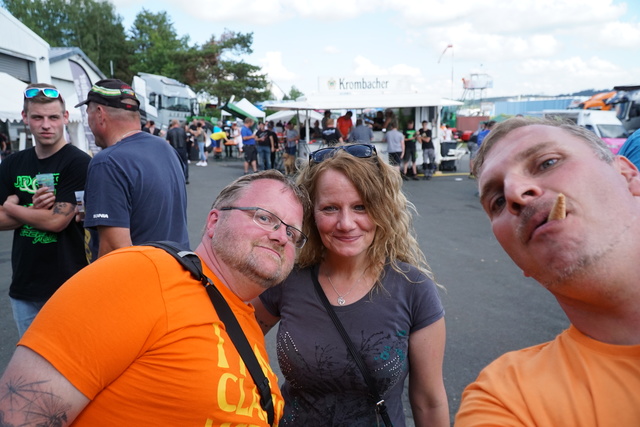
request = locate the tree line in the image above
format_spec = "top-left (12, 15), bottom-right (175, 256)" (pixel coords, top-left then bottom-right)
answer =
top-left (2, 0), bottom-right (274, 105)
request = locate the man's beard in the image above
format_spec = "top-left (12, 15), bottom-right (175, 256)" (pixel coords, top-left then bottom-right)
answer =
top-left (211, 224), bottom-right (291, 290)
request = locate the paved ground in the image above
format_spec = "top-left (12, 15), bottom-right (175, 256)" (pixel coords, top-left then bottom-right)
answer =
top-left (0, 151), bottom-right (569, 425)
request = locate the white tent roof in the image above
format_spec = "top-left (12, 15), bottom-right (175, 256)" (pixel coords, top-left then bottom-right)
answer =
top-left (0, 72), bottom-right (82, 123)
top-left (235, 98), bottom-right (265, 118)
top-left (267, 92), bottom-right (462, 111)
top-left (266, 109), bottom-right (324, 124)
top-left (0, 72), bottom-right (27, 122)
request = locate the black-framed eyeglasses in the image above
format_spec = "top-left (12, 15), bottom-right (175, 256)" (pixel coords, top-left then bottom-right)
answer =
top-left (24, 88), bottom-right (60, 99)
top-left (220, 206), bottom-right (307, 249)
top-left (309, 143), bottom-right (377, 164)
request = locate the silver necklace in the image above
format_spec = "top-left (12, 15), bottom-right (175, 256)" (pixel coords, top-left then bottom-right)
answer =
top-left (118, 130), bottom-right (140, 142)
top-left (326, 270), bottom-right (366, 305)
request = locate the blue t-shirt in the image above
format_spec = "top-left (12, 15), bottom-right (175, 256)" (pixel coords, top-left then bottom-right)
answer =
top-left (619, 129), bottom-right (640, 170)
top-left (477, 129), bottom-right (491, 146)
top-left (241, 126), bottom-right (256, 145)
top-left (84, 132), bottom-right (189, 258)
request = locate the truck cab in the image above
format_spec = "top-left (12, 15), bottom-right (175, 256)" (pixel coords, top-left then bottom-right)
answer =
top-left (542, 109), bottom-right (628, 154)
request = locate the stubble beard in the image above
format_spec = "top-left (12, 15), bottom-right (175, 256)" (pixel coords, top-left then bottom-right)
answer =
top-left (211, 230), bottom-right (292, 290)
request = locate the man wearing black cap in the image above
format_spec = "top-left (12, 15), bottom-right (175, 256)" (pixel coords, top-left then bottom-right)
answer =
top-left (76, 79), bottom-right (189, 259)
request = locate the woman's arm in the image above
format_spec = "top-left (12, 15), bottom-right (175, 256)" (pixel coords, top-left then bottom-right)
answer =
top-left (250, 297), bottom-right (281, 335)
top-left (408, 317), bottom-right (449, 427)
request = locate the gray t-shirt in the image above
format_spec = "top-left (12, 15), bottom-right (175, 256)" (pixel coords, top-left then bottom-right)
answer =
top-left (260, 263), bottom-right (445, 427)
top-left (384, 129), bottom-right (404, 153)
top-left (349, 125), bottom-right (374, 143)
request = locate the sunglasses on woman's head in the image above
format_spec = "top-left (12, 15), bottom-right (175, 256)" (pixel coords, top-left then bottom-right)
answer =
top-left (309, 144), bottom-right (377, 164)
top-left (24, 88), bottom-right (61, 99)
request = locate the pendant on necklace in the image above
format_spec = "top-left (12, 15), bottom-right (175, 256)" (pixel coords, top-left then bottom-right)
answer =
top-left (337, 296), bottom-right (346, 305)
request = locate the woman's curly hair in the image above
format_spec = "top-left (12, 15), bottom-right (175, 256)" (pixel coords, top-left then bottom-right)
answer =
top-left (295, 149), bottom-right (434, 286)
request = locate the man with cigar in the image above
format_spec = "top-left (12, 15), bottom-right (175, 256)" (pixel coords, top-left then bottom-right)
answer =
top-left (456, 117), bottom-right (640, 425)
top-left (75, 79), bottom-right (189, 259)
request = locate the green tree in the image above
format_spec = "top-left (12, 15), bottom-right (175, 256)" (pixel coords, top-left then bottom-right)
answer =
top-left (287, 85), bottom-right (304, 101)
top-left (128, 9), bottom-right (190, 79)
top-left (177, 30), bottom-right (270, 104)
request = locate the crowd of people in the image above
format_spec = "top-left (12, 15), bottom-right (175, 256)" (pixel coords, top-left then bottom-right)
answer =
top-left (0, 81), bottom-right (639, 426)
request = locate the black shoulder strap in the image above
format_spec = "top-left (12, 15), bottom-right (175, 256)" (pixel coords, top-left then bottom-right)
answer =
top-left (145, 241), bottom-right (275, 426)
top-left (310, 266), bottom-right (393, 427)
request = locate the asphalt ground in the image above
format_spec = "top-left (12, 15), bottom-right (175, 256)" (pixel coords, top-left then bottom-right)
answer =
top-left (0, 151), bottom-right (569, 425)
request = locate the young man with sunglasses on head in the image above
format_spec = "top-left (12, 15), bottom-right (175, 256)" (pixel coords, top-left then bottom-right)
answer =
top-left (0, 83), bottom-right (91, 337)
top-left (0, 170), bottom-right (309, 426)
top-left (76, 79), bottom-right (189, 259)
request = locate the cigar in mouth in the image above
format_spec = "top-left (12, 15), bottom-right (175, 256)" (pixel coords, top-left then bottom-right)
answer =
top-left (547, 193), bottom-right (566, 221)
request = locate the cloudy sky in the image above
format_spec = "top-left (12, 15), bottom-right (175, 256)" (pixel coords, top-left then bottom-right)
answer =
top-left (111, 0), bottom-right (640, 100)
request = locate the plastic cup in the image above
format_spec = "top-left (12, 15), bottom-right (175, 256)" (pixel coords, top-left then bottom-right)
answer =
top-left (35, 173), bottom-right (55, 193)
top-left (74, 191), bottom-right (85, 220)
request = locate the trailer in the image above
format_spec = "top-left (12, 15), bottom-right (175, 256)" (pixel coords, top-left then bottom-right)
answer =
top-left (132, 73), bottom-right (199, 131)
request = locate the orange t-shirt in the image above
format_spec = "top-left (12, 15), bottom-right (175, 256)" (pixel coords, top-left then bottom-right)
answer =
top-left (20, 246), bottom-right (284, 426)
top-left (336, 116), bottom-right (353, 139)
top-left (455, 325), bottom-right (640, 426)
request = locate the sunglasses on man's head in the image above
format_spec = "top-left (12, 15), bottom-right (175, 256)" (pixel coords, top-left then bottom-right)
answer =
top-left (309, 144), bottom-right (377, 164)
top-left (24, 88), bottom-right (61, 99)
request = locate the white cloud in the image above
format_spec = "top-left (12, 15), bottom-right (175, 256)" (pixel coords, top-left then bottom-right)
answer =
top-left (258, 51), bottom-right (296, 81)
top-left (323, 46), bottom-right (340, 54)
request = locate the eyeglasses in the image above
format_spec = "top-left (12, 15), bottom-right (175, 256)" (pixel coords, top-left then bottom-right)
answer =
top-left (220, 206), bottom-right (308, 249)
top-left (309, 143), bottom-right (377, 164)
top-left (24, 88), bottom-right (60, 99)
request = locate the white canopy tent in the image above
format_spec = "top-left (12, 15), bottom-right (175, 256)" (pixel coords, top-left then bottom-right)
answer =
top-left (266, 109), bottom-right (324, 124)
top-left (220, 97), bottom-right (266, 122)
top-left (266, 91), bottom-right (464, 165)
top-left (0, 72), bottom-right (28, 123)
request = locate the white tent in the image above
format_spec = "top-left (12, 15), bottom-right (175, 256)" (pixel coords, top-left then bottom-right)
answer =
top-left (235, 98), bottom-right (265, 120)
top-left (267, 92), bottom-right (462, 111)
top-left (0, 72), bottom-right (83, 123)
top-left (266, 109), bottom-right (324, 124)
top-left (0, 72), bottom-right (27, 123)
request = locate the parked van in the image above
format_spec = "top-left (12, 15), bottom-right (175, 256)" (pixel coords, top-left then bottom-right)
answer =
top-left (542, 109), bottom-right (629, 154)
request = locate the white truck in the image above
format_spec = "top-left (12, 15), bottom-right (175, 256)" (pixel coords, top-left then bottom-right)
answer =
top-left (132, 72), bottom-right (199, 131)
top-left (542, 109), bottom-right (629, 154)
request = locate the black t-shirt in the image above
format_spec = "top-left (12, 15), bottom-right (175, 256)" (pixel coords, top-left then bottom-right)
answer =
top-left (419, 128), bottom-right (434, 150)
top-left (322, 128), bottom-right (342, 146)
top-left (166, 127), bottom-right (187, 150)
top-left (0, 144), bottom-right (91, 301)
top-left (256, 129), bottom-right (271, 147)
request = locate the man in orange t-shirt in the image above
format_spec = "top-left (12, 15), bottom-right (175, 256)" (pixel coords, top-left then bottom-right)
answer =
top-left (336, 110), bottom-right (354, 141)
top-left (456, 118), bottom-right (640, 426)
top-left (0, 170), bottom-right (310, 426)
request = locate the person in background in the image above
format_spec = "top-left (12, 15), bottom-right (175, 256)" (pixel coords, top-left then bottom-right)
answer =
top-left (349, 118), bottom-right (374, 144)
top-left (256, 122), bottom-right (272, 170)
top-left (419, 120), bottom-right (435, 180)
top-left (321, 110), bottom-right (331, 130)
top-left (321, 118), bottom-right (343, 147)
top-left (253, 144), bottom-right (448, 426)
top-left (0, 170), bottom-right (310, 426)
top-left (76, 79), bottom-right (189, 259)
top-left (336, 110), bottom-right (354, 141)
top-left (383, 121), bottom-right (404, 174)
top-left (476, 120), bottom-right (495, 147)
top-left (266, 122), bottom-right (279, 171)
top-left (166, 119), bottom-right (189, 184)
top-left (195, 121), bottom-right (208, 167)
top-left (241, 117), bottom-right (258, 174)
top-left (285, 122), bottom-right (299, 158)
top-left (618, 128), bottom-right (640, 169)
top-left (0, 83), bottom-right (90, 336)
top-left (402, 119), bottom-right (419, 180)
top-left (456, 117), bottom-right (640, 426)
